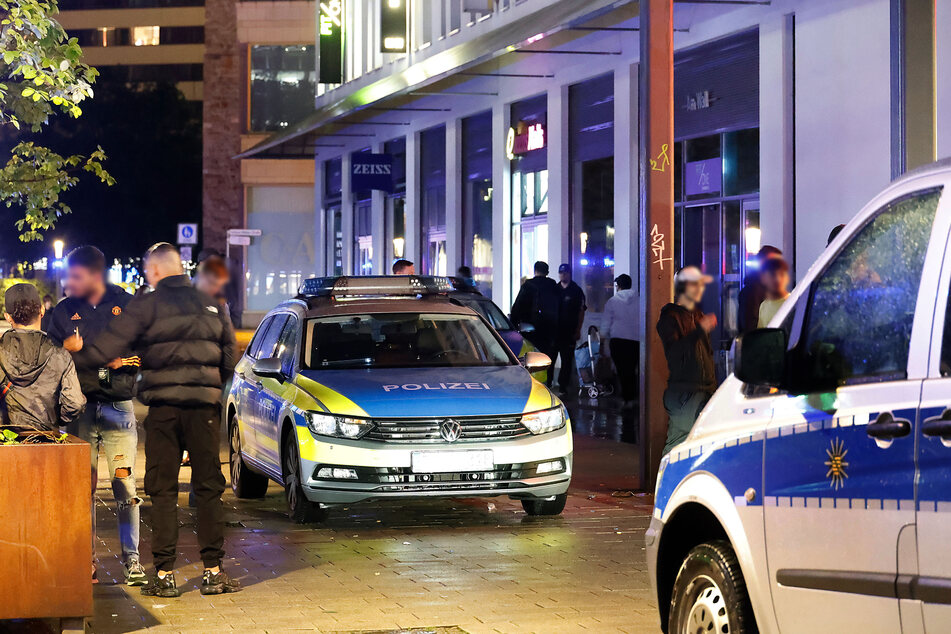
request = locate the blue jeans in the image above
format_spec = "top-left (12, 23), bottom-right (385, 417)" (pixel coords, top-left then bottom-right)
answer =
top-left (68, 400), bottom-right (141, 563)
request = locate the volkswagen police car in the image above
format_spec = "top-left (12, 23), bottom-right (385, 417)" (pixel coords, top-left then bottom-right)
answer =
top-left (226, 275), bottom-right (572, 523)
top-left (647, 158), bottom-right (951, 633)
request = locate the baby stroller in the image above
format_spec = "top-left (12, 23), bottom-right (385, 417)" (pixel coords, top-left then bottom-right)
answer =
top-left (574, 325), bottom-right (615, 399)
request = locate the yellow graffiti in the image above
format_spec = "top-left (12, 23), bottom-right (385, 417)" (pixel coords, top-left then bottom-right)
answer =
top-left (650, 143), bottom-right (671, 172)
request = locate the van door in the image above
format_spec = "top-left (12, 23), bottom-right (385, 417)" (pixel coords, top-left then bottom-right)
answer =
top-left (916, 212), bottom-right (951, 631)
top-left (243, 314), bottom-right (287, 463)
top-left (256, 314), bottom-right (300, 469)
top-left (764, 187), bottom-right (943, 632)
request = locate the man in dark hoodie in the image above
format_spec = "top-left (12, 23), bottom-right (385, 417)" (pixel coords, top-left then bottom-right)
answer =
top-left (511, 261), bottom-right (560, 385)
top-left (656, 266), bottom-right (718, 454)
top-left (47, 245), bottom-right (146, 586)
top-left (0, 283), bottom-right (84, 431)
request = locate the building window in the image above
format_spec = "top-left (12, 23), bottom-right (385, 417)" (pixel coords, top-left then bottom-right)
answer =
top-left (420, 125), bottom-right (447, 276)
top-left (132, 26), bottom-right (160, 46)
top-left (509, 94), bottom-right (548, 295)
top-left (249, 45), bottom-right (317, 132)
top-left (462, 111), bottom-right (493, 297)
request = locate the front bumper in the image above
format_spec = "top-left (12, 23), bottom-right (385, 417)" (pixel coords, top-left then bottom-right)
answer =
top-left (294, 423), bottom-right (572, 504)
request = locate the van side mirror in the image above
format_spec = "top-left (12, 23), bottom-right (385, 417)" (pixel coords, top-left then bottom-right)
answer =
top-left (251, 357), bottom-right (285, 382)
top-left (520, 351), bottom-right (551, 372)
top-left (735, 328), bottom-right (787, 387)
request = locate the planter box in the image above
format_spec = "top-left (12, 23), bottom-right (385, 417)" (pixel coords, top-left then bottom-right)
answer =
top-left (0, 434), bottom-right (92, 621)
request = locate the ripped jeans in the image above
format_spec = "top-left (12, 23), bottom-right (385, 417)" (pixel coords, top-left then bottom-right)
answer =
top-left (68, 400), bottom-right (141, 563)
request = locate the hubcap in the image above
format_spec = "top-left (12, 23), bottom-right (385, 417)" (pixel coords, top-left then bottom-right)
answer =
top-left (230, 424), bottom-right (241, 487)
top-left (685, 575), bottom-right (730, 634)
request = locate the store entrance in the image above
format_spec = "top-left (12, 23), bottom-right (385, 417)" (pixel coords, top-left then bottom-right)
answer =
top-left (512, 216), bottom-right (548, 299)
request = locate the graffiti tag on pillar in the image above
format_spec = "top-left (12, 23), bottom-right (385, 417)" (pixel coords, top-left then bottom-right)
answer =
top-left (650, 224), bottom-right (673, 270)
top-left (650, 144), bottom-right (671, 172)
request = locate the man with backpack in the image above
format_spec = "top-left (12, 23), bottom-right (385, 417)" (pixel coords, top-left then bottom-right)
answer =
top-left (511, 261), bottom-right (560, 385)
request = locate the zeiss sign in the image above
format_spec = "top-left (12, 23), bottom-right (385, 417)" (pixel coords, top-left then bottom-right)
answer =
top-left (351, 153), bottom-right (394, 192)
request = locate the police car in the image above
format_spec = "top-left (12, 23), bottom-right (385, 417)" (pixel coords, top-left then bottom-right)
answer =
top-left (647, 158), bottom-right (951, 633)
top-left (226, 275), bottom-right (572, 523)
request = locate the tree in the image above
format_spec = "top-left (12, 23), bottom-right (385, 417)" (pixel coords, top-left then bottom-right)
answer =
top-left (0, 0), bottom-right (113, 243)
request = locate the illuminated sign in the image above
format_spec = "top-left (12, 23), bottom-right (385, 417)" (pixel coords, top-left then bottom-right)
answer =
top-left (319, 0), bottom-right (344, 84)
top-left (505, 122), bottom-right (546, 159)
top-left (351, 153), bottom-right (394, 192)
top-left (380, 0), bottom-right (407, 53)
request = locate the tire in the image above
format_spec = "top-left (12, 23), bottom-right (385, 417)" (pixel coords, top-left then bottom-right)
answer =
top-left (521, 493), bottom-right (568, 516)
top-left (668, 540), bottom-right (757, 634)
top-left (229, 418), bottom-right (268, 498)
top-left (282, 432), bottom-right (326, 524)
top-left (587, 387), bottom-right (600, 399)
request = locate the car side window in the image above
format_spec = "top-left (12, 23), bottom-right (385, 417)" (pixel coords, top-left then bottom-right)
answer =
top-left (257, 314), bottom-right (288, 360)
top-left (798, 187), bottom-right (941, 385)
top-left (246, 317), bottom-right (274, 360)
top-left (276, 315), bottom-right (299, 376)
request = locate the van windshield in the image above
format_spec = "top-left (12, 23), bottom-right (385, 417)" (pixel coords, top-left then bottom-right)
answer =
top-left (302, 312), bottom-right (514, 370)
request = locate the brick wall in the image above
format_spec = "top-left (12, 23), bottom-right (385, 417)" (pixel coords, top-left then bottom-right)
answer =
top-left (202, 0), bottom-right (243, 257)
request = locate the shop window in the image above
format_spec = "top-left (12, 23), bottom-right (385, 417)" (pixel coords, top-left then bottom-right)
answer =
top-left (249, 45), bottom-right (317, 132)
top-left (462, 111), bottom-right (493, 296)
top-left (132, 26), bottom-right (160, 46)
top-left (573, 157), bottom-right (615, 312)
top-left (674, 141), bottom-right (684, 203)
top-left (723, 128), bottom-right (759, 196)
top-left (420, 125), bottom-right (447, 275)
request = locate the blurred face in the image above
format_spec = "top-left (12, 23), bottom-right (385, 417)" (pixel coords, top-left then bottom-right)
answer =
top-left (144, 260), bottom-right (160, 288)
top-left (65, 265), bottom-right (103, 300)
top-left (559, 270), bottom-right (571, 284)
top-left (196, 273), bottom-right (228, 298)
top-left (682, 280), bottom-right (706, 305)
top-left (763, 268), bottom-right (790, 296)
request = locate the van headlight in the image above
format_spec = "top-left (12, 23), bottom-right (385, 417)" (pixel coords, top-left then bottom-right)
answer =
top-left (521, 406), bottom-right (567, 435)
top-left (306, 412), bottom-right (374, 439)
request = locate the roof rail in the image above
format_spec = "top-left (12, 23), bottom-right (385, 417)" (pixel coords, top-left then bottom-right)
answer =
top-left (298, 275), bottom-right (455, 299)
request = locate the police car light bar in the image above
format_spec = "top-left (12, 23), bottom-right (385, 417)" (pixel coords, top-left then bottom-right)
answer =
top-left (299, 275), bottom-right (455, 298)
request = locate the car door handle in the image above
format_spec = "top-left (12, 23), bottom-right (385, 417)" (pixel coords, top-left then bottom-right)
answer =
top-left (867, 412), bottom-right (911, 447)
top-left (922, 409), bottom-right (951, 446)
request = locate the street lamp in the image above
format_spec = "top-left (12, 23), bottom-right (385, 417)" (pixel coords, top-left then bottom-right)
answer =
top-left (52, 239), bottom-right (66, 299)
top-left (53, 240), bottom-right (65, 260)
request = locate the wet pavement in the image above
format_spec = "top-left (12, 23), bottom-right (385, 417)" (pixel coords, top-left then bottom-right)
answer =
top-left (2, 398), bottom-right (657, 634)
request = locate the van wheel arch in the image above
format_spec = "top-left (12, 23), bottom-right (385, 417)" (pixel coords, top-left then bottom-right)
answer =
top-left (656, 502), bottom-right (731, 633)
top-left (279, 417), bottom-right (295, 483)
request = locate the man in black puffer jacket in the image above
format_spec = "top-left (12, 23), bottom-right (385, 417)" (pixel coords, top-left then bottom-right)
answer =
top-left (67, 242), bottom-right (239, 598)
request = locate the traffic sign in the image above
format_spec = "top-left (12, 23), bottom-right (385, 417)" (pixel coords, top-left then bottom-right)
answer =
top-left (177, 223), bottom-right (198, 245)
top-left (228, 235), bottom-right (251, 246)
top-left (180, 246), bottom-right (193, 261)
top-left (227, 228), bottom-right (262, 238)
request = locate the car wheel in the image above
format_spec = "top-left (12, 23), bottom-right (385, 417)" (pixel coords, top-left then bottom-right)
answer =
top-left (282, 432), bottom-right (326, 524)
top-left (668, 540), bottom-right (757, 634)
top-left (521, 493), bottom-right (567, 516)
top-left (229, 418), bottom-right (268, 498)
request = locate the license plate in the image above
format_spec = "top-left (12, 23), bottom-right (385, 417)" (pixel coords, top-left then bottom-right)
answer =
top-left (411, 450), bottom-right (493, 473)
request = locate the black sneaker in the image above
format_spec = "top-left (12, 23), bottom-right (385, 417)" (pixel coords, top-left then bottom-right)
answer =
top-left (200, 569), bottom-right (242, 595)
top-left (141, 573), bottom-right (181, 598)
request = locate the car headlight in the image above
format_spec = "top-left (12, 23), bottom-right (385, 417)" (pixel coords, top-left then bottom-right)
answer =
top-left (521, 406), bottom-right (567, 435)
top-left (305, 412), bottom-right (374, 439)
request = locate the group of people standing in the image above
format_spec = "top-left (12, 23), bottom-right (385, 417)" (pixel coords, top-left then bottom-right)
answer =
top-left (0, 243), bottom-right (241, 598)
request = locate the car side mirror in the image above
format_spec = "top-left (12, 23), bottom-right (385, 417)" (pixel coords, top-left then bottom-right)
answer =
top-left (518, 322), bottom-right (536, 335)
top-left (521, 351), bottom-right (551, 372)
top-left (735, 328), bottom-right (787, 387)
top-left (251, 357), bottom-right (285, 382)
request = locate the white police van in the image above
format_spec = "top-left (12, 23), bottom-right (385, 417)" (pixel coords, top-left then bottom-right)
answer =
top-left (647, 158), bottom-right (951, 633)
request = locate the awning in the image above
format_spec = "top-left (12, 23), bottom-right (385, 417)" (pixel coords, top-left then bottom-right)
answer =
top-left (236, 0), bottom-right (638, 159)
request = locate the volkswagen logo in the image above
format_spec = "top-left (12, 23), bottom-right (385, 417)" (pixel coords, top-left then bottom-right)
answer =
top-left (439, 419), bottom-right (462, 442)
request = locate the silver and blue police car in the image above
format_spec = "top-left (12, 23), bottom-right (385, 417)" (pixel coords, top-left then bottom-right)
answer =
top-left (226, 275), bottom-right (572, 523)
top-left (647, 158), bottom-right (951, 633)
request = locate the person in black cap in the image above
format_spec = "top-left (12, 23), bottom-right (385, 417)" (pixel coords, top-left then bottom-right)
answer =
top-left (511, 261), bottom-right (560, 384)
top-left (0, 283), bottom-right (84, 431)
top-left (555, 263), bottom-right (586, 395)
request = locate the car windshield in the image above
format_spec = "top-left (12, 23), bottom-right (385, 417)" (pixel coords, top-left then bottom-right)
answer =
top-left (302, 312), bottom-right (514, 369)
top-left (452, 295), bottom-right (513, 331)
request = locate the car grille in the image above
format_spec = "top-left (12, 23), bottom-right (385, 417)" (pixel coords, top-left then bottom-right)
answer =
top-left (364, 415), bottom-right (530, 443)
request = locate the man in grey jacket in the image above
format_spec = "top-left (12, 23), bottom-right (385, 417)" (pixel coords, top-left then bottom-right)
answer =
top-left (0, 283), bottom-right (84, 430)
top-left (601, 274), bottom-right (639, 408)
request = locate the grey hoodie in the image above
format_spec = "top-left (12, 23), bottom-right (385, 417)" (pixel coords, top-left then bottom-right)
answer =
top-left (0, 329), bottom-right (85, 431)
top-left (601, 288), bottom-right (639, 342)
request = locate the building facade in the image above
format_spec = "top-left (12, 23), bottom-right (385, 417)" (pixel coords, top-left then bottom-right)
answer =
top-left (230, 0), bottom-right (950, 330)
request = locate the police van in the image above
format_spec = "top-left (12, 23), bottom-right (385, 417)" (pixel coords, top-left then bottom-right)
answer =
top-left (226, 275), bottom-right (572, 523)
top-left (647, 158), bottom-right (951, 633)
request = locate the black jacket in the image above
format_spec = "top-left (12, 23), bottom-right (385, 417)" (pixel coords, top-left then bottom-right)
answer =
top-left (76, 275), bottom-right (237, 407)
top-left (656, 303), bottom-right (717, 394)
top-left (47, 283), bottom-right (136, 402)
top-left (0, 329), bottom-right (84, 430)
top-left (511, 276), bottom-right (560, 346)
top-left (556, 280), bottom-right (587, 344)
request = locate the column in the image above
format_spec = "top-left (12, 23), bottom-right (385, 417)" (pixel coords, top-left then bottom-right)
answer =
top-left (935, 0), bottom-right (951, 158)
top-left (445, 117), bottom-right (464, 276)
top-left (404, 131), bottom-right (420, 267)
top-left (492, 102), bottom-right (512, 308)
top-left (341, 152), bottom-right (354, 275)
top-left (546, 84), bottom-right (570, 272)
top-left (314, 157), bottom-right (327, 276)
top-left (370, 142), bottom-right (386, 275)
top-left (613, 62), bottom-right (639, 285)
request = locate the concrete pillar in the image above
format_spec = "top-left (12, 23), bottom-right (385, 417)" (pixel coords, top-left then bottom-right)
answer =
top-left (613, 62), bottom-right (639, 286)
top-left (759, 13), bottom-right (796, 272)
top-left (936, 0), bottom-right (951, 158)
top-left (404, 131), bottom-right (420, 267)
top-left (315, 157), bottom-right (327, 276)
top-left (492, 103), bottom-right (512, 308)
top-left (370, 142), bottom-right (386, 275)
top-left (341, 152), bottom-right (354, 275)
top-left (547, 84), bottom-right (570, 273)
top-left (446, 117), bottom-right (464, 277)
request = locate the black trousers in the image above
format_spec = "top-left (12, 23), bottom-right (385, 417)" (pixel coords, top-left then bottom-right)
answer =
top-left (555, 342), bottom-right (576, 392)
top-left (610, 338), bottom-right (639, 402)
top-left (144, 404), bottom-right (226, 572)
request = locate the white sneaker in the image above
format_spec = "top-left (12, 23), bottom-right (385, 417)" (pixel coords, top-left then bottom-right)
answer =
top-left (124, 557), bottom-right (148, 586)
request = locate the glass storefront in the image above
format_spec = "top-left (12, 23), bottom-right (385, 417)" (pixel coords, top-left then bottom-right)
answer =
top-left (569, 73), bottom-right (614, 312)
top-left (383, 138), bottom-right (407, 269)
top-left (324, 157), bottom-right (343, 276)
top-left (462, 111), bottom-right (493, 296)
top-left (509, 94), bottom-right (548, 295)
top-left (420, 126), bottom-right (447, 275)
top-left (351, 148), bottom-right (373, 275)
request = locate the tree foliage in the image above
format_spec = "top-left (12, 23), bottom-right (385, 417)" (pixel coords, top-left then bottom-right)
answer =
top-left (0, 0), bottom-right (113, 242)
